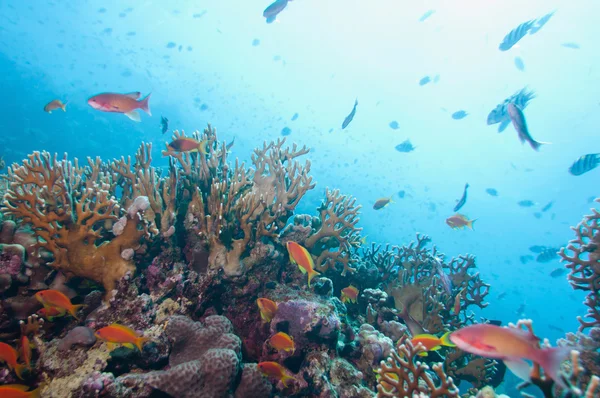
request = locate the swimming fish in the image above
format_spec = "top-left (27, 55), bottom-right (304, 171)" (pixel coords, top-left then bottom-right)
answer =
top-left (449, 323), bottom-right (570, 387)
top-left (411, 332), bottom-right (455, 356)
top-left (561, 42), bottom-right (580, 49)
top-left (446, 214), bottom-right (476, 230)
top-left (499, 19), bottom-right (537, 51)
top-left (160, 116), bottom-right (169, 134)
top-left (257, 361), bottom-right (297, 387)
top-left (433, 256), bottom-right (452, 295)
top-left (0, 342), bottom-right (27, 380)
top-left (528, 245), bottom-right (545, 253)
top-left (341, 99), bottom-right (358, 129)
top-left (419, 76), bottom-right (431, 86)
top-left (257, 298), bottom-right (278, 323)
top-left (268, 332), bottom-right (295, 353)
top-left (95, 323), bottom-right (149, 351)
top-left (0, 385), bottom-right (40, 398)
top-left (568, 154), bottom-right (600, 176)
top-left (453, 183), bottom-right (469, 212)
top-left (226, 137), bottom-right (235, 152)
top-left (291, 112), bottom-right (299, 121)
top-left (286, 241), bottom-right (320, 287)
top-left (451, 110), bottom-right (468, 120)
top-left (518, 200), bottom-right (535, 207)
top-left (536, 248), bottom-right (558, 263)
top-left (34, 290), bottom-right (84, 319)
top-left (263, 0), bottom-right (289, 24)
top-left (549, 268), bottom-right (567, 278)
top-left (281, 127), bottom-right (292, 136)
top-left (389, 120), bottom-right (399, 129)
top-left (485, 188), bottom-right (498, 197)
top-left (507, 103), bottom-right (549, 151)
top-left (167, 137), bottom-right (209, 155)
top-left (395, 140), bottom-right (415, 153)
top-left (19, 336), bottom-right (32, 368)
top-left (43, 99), bottom-right (67, 113)
top-left (340, 286), bottom-right (359, 304)
top-left (373, 196), bottom-right (393, 210)
top-left (419, 9), bottom-right (435, 22)
top-left (37, 306), bottom-right (66, 321)
top-left (529, 11), bottom-right (555, 35)
top-left (541, 201), bottom-right (554, 212)
top-left (87, 91), bottom-right (151, 122)
top-left (487, 88), bottom-right (536, 133)
top-left (514, 56), bottom-right (525, 71)
top-left (451, 288), bottom-right (466, 315)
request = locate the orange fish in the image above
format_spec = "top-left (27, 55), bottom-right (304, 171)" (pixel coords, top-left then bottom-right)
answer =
top-left (376, 370), bottom-right (399, 392)
top-left (340, 286), bottom-right (359, 304)
top-left (0, 385), bottom-right (40, 398)
top-left (268, 332), bottom-right (295, 354)
top-left (43, 99), bottom-right (67, 113)
top-left (373, 196), bottom-right (394, 210)
top-left (87, 91), bottom-right (151, 122)
top-left (257, 298), bottom-right (278, 323)
top-left (257, 361), bottom-right (297, 387)
top-left (95, 323), bottom-right (149, 351)
top-left (34, 290), bottom-right (84, 319)
top-left (446, 213), bottom-right (477, 230)
top-left (411, 332), bottom-right (455, 356)
top-left (37, 306), bottom-right (67, 321)
top-left (286, 241), bottom-right (320, 288)
top-left (451, 288), bottom-right (466, 315)
top-left (19, 336), bottom-right (32, 368)
top-left (0, 342), bottom-right (27, 380)
top-left (167, 137), bottom-right (208, 155)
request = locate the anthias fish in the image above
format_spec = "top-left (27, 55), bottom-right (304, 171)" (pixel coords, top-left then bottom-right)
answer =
top-left (88, 91), bottom-right (151, 122)
top-left (395, 140), bottom-right (415, 153)
top-left (167, 137), bottom-right (209, 155)
top-left (0, 342), bottom-right (27, 380)
top-left (37, 306), bottom-right (66, 321)
top-left (286, 241), bottom-right (320, 287)
top-left (411, 331), bottom-right (455, 356)
top-left (341, 286), bottom-right (359, 304)
top-left (257, 298), bottom-right (278, 323)
top-left (569, 154), bottom-right (600, 176)
top-left (453, 183), bottom-right (469, 212)
top-left (268, 332), bottom-right (295, 353)
top-left (95, 323), bottom-right (149, 351)
top-left (0, 385), bottom-right (40, 398)
top-left (446, 214), bottom-right (476, 230)
top-left (257, 361), bottom-right (296, 387)
top-left (373, 196), bottom-right (393, 210)
top-left (43, 99), bottom-right (67, 113)
top-left (34, 289), bottom-right (84, 319)
top-left (341, 99), bottom-right (358, 129)
top-left (507, 103), bottom-right (549, 151)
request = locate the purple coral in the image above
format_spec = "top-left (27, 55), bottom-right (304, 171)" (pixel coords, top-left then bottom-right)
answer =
top-left (58, 326), bottom-right (97, 351)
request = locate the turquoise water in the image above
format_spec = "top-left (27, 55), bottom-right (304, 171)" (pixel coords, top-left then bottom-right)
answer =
top-left (1, 0), bottom-right (599, 361)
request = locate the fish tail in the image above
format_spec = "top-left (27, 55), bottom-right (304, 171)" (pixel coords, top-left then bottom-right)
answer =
top-left (29, 386), bottom-right (41, 398)
top-left (198, 139), bottom-right (209, 155)
top-left (307, 269), bottom-right (320, 288)
top-left (536, 346), bottom-right (571, 388)
top-left (281, 373), bottom-right (296, 388)
top-left (139, 93), bottom-right (152, 116)
top-left (468, 219), bottom-right (477, 230)
top-left (440, 331), bottom-right (455, 347)
top-left (61, 102), bottom-right (67, 112)
top-left (69, 304), bottom-right (85, 319)
top-left (531, 140), bottom-right (551, 151)
top-left (135, 336), bottom-right (150, 352)
top-left (14, 362), bottom-right (27, 380)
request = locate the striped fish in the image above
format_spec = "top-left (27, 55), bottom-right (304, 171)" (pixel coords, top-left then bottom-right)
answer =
top-left (499, 19), bottom-right (536, 51)
top-left (487, 88), bottom-right (536, 133)
top-left (568, 154), bottom-right (600, 176)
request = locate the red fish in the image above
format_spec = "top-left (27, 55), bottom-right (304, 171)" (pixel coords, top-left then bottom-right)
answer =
top-left (87, 91), bottom-right (151, 122)
top-left (257, 361), bottom-right (297, 387)
top-left (340, 286), bottom-right (359, 304)
top-left (450, 323), bottom-right (570, 387)
top-left (411, 332), bottom-right (455, 356)
top-left (0, 385), bottom-right (40, 398)
top-left (256, 298), bottom-right (278, 323)
top-left (445, 213), bottom-right (476, 230)
top-left (0, 342), bottom-right (27, 380)
top-left (268, 332), bottom-right (295, 354)
top-left (19, 336), bottom-right (32, 368)
top-left (43, 99), bottom-right (67, 113)
top-left (37, 306), bottom-right (66, 321)
top-left (35, 289), bottom-right (84, 319)
top-left (167, 137), bottom-right (208, 155)
top-left (286, 241), bottom-right (320, 287)
top-left (451, 288), bottom-right (466, 315)
top-left (95, 323), bottom-right (149, 351)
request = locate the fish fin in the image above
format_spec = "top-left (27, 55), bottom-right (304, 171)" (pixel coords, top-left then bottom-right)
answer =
top-left (198, 139), bottom-right (208, 155)
top-left (107, 342), bottom-right (118, 351)
top-left (440, 331), bottom-right (456, 347)
top-left (14, 363), bottom-right (27, 380)
top-left (124, 91), bottom-right (142, 99)
top-left (123, 343), bottom-right (135, 350)
top-left (139, 93), bottom-right (152, 116)
top-left (281, 373), bottom-right (296, 388)
top-left (307, 269), bottom-right (320, 288)
top-left (530, 140), bottom-right (551, 151)
top-left (417, 352), bottom-right (428, 357)
top-left (536, 347), bottom-right (571, 389)
top-left (135, 337), bottom-right (150, 352)
top-left (498, 119), bottom-right (510, 133)
top-left (125, 111), bottom-right (141, 122)
top-left (467, 219), bottom-right (477, 230)
top-left (504, 358), bottom-right (532, 382)
top-left (297, 264), bottom-right (307, 274)
top-left (61, 102), bottom-right (68, 112)
top-left (3, 384), bottom-right (29, 391)
top-left (69, 304), bottom-right (85, 319)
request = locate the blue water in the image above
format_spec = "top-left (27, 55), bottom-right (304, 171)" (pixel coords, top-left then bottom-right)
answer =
top-left (1, 0), bottom-right (599, 354)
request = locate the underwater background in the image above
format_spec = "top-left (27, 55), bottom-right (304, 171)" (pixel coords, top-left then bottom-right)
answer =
top-left (1, 0), bottom-right (600, 397)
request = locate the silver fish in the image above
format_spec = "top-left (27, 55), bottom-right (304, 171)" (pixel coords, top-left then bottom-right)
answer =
top-left (568, 154), bottom-right (600, 176)
top-left (341, 99), bottom-right (358, 129)
top-left (499, 19), bottom-right (536, 51)
top-left (487, 88), bottom-right (536, 133)
top-left (507, 103), bottom-right (549, 151)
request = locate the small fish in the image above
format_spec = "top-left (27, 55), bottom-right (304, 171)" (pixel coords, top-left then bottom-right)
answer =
top-left (541, 201), bottom-right (554, 212)
top-left (286, 241), bottom-right (320, 287)
top-left (389, 120), bottom-right (399, 129)
top-left (549, 268), bottom-right (567, 278)
top-left (19, 336), bottom-right (32, 368)
top-left (34, 290), bottom-right (84, 319)
top-left (43, 99), bottom-right (67, 113)
top-left (449, 323), bottom-right (570, 387)
top-left (419, 9), bottom-right (435, 22)
top-left (341, 99), bottom-right (358, 129)
top-left (569, 154), bottom-right (600, 176)
top-left (257, 361), bottom-right (297, 387)
top-left (529, 11), bottom-right (555, 35)
top-left (281, 126), bottom-right (291, 136)
top-left (395, 139), bottom-right (415, 153)
top-left (87, 91), bottom-right (151, 122)
top-left (0, 342), bottom-right (27, 379)
top-left (291, 112), bottom-right (299, 121)
top-left (536, 248), bottom-right (558, 263)
top-left (507, 103), bottom-right (549, 151)
top-left (167, 137), bottom-right (208, 155)
top-left (340, 286), bottom-right (359, 304)
top-left (268, 332), bottom-right (295, 353)
top-left (226, 137), bottom-right (235, 152)
top-left (263, 0), bottom-right (289, 23)
top-left (95, 323), bottom-right (149, 351)
top-left (561, 42), bottom-right (580, 49)
top-left (485, 188), bottom-right (498, 197)
top-left (446, 214), bottom-right (477, 230)
top-left (252, 38), bottom-right (260, 46)
top-left (514, 56), bottom-right (525, 71)
top-left (528, 245), bottom-right (546, 253)
top-left (497, 291), bottom-right (508, 300)
top-left (451, 288), bottom-right (466, 315)
top-left (411, 332), bottom-right (455, 356)
top-left (373, 196), bottom-right (393, 210)
top-left (432, 74), bottom-right (440, 83)
top-left (451, 110), bottom-right (468, 120)
top-left (0, 385), bottom-right (40, 398)
top-left (519, 255), bottom-right (534, 264)
top-left (37, 306), bottom-right (66, 321)
top-left (499, 20), bottom-right (536, 51)
top-left (453, 183), bottom-right (469, 212)
top-left (419, 76), bottom-right (431, 86)
top-left (160, 116), bottom-right (169, 134)
top-left (376, 370), bottom-right (400, 392)
top-left (487, 88), bottom-right (536, 132)
top-left (397, 190), bottom-right (406, 199)
top-left (256, 298), bottom-right (278, 323)
top-left (518, 200), bottom-right (535, 207)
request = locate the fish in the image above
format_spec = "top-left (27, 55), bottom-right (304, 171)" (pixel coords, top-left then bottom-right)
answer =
top-left (548, 324), bottom-right (565, 333)
top-left (286, 241), bottom-right (320, 287)
top-left (37, 306), bottom-right (66, 321)
top-left (453, 183), bottom-right (469, 212)
top-left (433, 257), bottom-right (452, 295)
top-left (528, 245), bottom-right (546, 253)
top-left (419, 76), bottom-right (431, 86)
top-left (256, 298), bottom-right (278, 323)
top-left (258, 362), bottom-right (296, 387)
top-left (0, 385), bottom-right (40, 398)
top-left (43, 99), bottom-right (67, 113)
top-left (87, 92), bottom-right (151, 122)
top-left (226, 137), bottom-right (235, 152)
top-left (411, 332), bottom-right (455, 356)
top-left (19, 336), bottom-right (32, 368)
top-left (445, 214), bottom-right (477, 230)
top-left (395, 139), bottom-right (415, 153)
top-left (291, 112), bottom-right (299, 121)
top-left (252, 38), bottom-right (260, 46)
top-left (507, 103), bottom-right (549, 151)
top-left (268, 332), bottom-right (295, 353)
top-left (541, 201), bottom-right (554, 212)
top-left (160, 116), bottom-right (169, 134)
top-left (550, 268), bottom-right (567, 278)
top-left (0, 342), bottom-right (27, 380)
top-left (34, 289), bottom-right (84, 319)
top-left (397, 190), bottom-right (406, 199)
top-left (449, 323), bottom-right (570, 387)
top-left (167, 137), bottom-right (209, 155)
top-left (517, 200), bottom-right (535, 207)
top-left (487, 88), bottom-right (536, 132)
top-left (95, 323), bottom-right (149, 351)
top-left (561, 42), bottom-right (580, 49)
top-left (536, 248), bottom-right (558, 263)
top-left (263, 0), bottom-right (289, 24)
top-left (376, 370), bottom-right (399, 392)
top-left (499, 19), bottom-right (537, 51)
top-left (281, 127), bottom-right (291, 136)
top-left (432, 74), bottom-right (440, 83)
top-left (514, 56), bottom-right (525, 71)
top-left (529, 11), bottom-right (555, 35)
top-left (399, 301), bottom-right (426, 337)
top-left (373, 196), bottom-right (393, 210)
top-left (451, 288), bottom-right (466, 315)
top-left (485, 188), bottom-right (498, 197)
top-left (389, 120), bottom-right (399, 129)
top-left (419, 10), bottom-right (435, 22)
top-left (497, 292), bottom-right (508, 300)
top-left (341, 99), bottom-right (358, 129)
top-left (568, 154), bottom-right (600, 176)
top-left (451, 110), bottom-right (468, 120)
top-left (519, 255), bottom-right (534, 264)
top-left (340, 286), bottom-right (359, 304)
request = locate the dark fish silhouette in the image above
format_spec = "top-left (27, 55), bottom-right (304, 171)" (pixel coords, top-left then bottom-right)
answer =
top-left (536, 248), bottom-right (558, 263)
top-left (485, 188), bottom-right (498, 197)
top-left (507, 103), bottom-right (549, 151)
top-left (226, 137), bottom-right (235, 152)
top-left (514, 56), bottom-right (525, 71)
top-left (281, 126), bottom-right (291, 136)
top-left (499, 19), bottom-right (536, 51)
top-left (341, 99), bottom-right (358, 129)
top-left (569, 154), bottom-right (600, 176)
top-left (263, 0), bottom-right (289, 23)
top-left (395, 139), bottom-right (415, 153)
top-left (419, 76), bottom-right (431, 86)
top-left (518, 200), bottom-right (535, 207)
top-left (549, 268), bottom-right (567, 278)
top-left (487, 87), bottom-right (536, 133)
top-left (291, 112), bottom-right (299, 121)
top-left (160, 116), bottom-right (169, 134)
top-left (529, 245), bottom-right (545, 253)
top-left (451, 110), bottom-right (468, 120)
top-left (541, 201), bottom-right (554, 212)
top-left (453, 183), bottom-right (469, 212)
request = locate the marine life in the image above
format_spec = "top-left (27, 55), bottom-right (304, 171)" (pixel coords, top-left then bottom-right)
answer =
top-left (43, 99), bottom-right (67, 113)
top-left (341, 99), bottom-right (358, 129)
top-left (257, 298), bottom-right (278, 323)
top-left (268, 332), bottom-right (295, 353)
top-left (395, 139), bottom-right (415, 153)
top-left (37, 306), bottom-right (66, 321)
top-left (411, 332), bottom-right (455, 356)
top-left (550, 268), bottom-right (567, 278)
top-left (517, 200), bottom-right (535, 207)
top-left (291, 112), bottom-right (299, 121)
top-left (286, 241), bottom-right (320, 287)
top-left (453, 183), bottom-right (469, 212)
top-left (507, 103), bottom-right (549, 151)
top-left (485, 188), bottom-right (498, 196)
top-left (0, 342), bottom-right (27, 379)
top-left (257, 361), bottom-right (297, 387)
top-left (94, 324), bottom-right (149, 351)
top-left (514, 56), bottom-right (525, 71)
top-left (529, 11), bottom-right (555, 35)
top-left (19, 336), bottom-right (32, 368)
top-left (568, 154), bottom-right (600, 176)
top-left (499, 19), bottom-right (536, 51)
top-left (263, 0), bottom-right (289, 23)
top-left (528, 245), bottom-right (545, 253)
top-left (281, 126), bottom-right (291, 136)
top-left (451, 110), bottom-right (468, 120)
top-left (446, 214), bottom-right (476, 230)
top-left (419, 76), bottom-right (431, 86)
top-left (167, 137), bottom-right (208, 154)
top-left (34, 289), bottom-right (84, 319)
top-left (519, 255), bottom-right (534, 264)
top-left (373, 196), bottom-right (393, 210)
top-left (226, 137), bottom-right (235, 152)
top-left (160, 115), bottom-right (169, 134)
top-left (451, 288), bottom-right (466, 315)
top-left (419, 9), bottom-right (435, 22)
top-left (541, 201), bottom-right (554, 212)
top-left (340, 286), bottom-right (359, 303)
top-left (536, 248), bottom-right (558, 263)
top-left (87, 91), bottom-right (152, 122)
top-left (487, 87), bottom-right (536, 132)
top-left (389, 120), bottom-right (399, 129)
top-left (561, 42), bottom-right (580, 49)
top-left (0, 385), bottom-right (40, 398)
